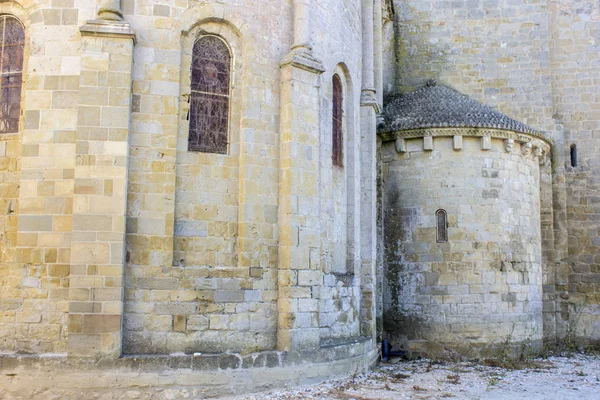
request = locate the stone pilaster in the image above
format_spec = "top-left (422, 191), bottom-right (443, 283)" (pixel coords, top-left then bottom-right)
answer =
top-left (360, 0), bottom-right (378, 340)
top-left (359, 95), bottom-right (378, 339)
top-left (67, 10), bottom-right (135, 358)
top-left (277, 48), bottom-right (324, 351)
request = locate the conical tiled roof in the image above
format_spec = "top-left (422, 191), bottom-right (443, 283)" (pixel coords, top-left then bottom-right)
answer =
top-left (380, 80), bottom-right (539, 135)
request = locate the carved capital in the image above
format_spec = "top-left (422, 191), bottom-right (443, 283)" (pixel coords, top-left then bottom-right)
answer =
top-left (360, 89), bottom-right (378, 110)
top-left (280, 47), bottom-right (324, 74)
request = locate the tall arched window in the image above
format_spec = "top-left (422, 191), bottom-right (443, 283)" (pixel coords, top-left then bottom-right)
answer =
top-left (436, 209), bottom-right (448, 243)
top-left (188, 35), bottom-right (231, 154)
top-left (0, 15), bottom-right (24, 134)
top-left (332, 74), bottom-right (343, 167)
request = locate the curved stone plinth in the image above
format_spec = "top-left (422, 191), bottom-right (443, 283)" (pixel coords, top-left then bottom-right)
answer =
top-left (0, 338), bottom-right (377, 398)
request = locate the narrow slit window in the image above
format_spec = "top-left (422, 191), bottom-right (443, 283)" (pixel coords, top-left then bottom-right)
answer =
top-left (436, 209), bottom-right (448, 243)
top-left (332, 74), bottom-right (343, 167)
top-left (570, 144), bottom-right (577, 167)
top-left (188, 36), bottom-right (231, 154)
top-left (0, 15), bottom-right (24, 134)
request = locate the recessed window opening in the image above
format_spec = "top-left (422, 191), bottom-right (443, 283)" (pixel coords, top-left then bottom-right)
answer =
top-left (188, 35), bottom-right (231, 154)
top-left (436, 209), bottom-right (448, 243)
top-left (0, 15), bottom-right (24, 134)
top-left (332, 74), bottom-right (343, 167)
top-left (570, 144), bottom-right (578, 167)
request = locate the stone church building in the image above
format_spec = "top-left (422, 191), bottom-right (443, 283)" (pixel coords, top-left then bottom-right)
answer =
top-left (0, 0), bottom-right (598, 397)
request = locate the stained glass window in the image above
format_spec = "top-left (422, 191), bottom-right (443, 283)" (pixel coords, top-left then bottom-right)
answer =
top-left (188, 36), bottom-right (231, 154)
top-left (436, 209), bottom-right (448, 243)
top-left (0, 15), bottom-right (24, 134)
top-left (332, 74), bottom-right (343, 167)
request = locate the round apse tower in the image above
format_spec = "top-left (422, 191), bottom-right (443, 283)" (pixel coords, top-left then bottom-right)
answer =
top-left (379, 81), bottom-right (551, 358)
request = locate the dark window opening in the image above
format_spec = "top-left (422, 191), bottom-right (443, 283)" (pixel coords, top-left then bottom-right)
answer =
top-left (332, 74), bottom-right (343, 167)
top-left (436, 209), bottom-right (448, 243)
top-left (188, 35), bottom-right (231, 154)
top-left (0, 15), bottom-right (24, 134)
top-left (570, 144), bottom-right (577, 167)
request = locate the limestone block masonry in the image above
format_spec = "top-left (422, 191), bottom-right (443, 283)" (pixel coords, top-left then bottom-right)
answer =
top-left (381, 128), bottom-right (551, 358)
top-left (0, 0), bottom-right (599, 397)
top-left (0, 0), bottom-right (380, 396)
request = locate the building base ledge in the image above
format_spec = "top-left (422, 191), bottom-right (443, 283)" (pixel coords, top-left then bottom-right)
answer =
top-left (0, 338), bottom-right (378, 399)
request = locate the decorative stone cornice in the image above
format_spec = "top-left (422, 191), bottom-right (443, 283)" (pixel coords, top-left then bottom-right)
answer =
top-left (384, 127), bottom-right (551, 164)
top-left (280, 48), bottom-right (325, 74)
top-left (80, 19), bottom-right (136, 43)
top-left (380, 127), bottom-right (551, 147)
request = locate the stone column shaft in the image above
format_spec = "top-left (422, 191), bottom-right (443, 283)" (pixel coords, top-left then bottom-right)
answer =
top-left (361, 0), bottom-right (375, 92)
top-left (373, 0), bottom-right (384, 105)
top-left (292, 0), bottom-right (311, 51)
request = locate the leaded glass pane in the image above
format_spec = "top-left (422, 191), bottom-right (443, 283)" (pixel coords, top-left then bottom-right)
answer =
top-left (189, 92), bottom-right (229, 153)
top-left (332, 75), bottom-right (343, 167)
top-left (188, 36), bottom-right (231, 153)
top-left (0, 16), bottom-right (24, 134)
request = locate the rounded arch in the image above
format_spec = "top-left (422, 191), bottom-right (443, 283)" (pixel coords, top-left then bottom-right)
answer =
top-left (436, 209), bottom-right (448, 243)
top-left (332, 73), bottom-right (343, 167)
top-left (330, 62), bottom-right (356, 174)
top-left (178, 18), bottom-right (244, 158)
top-left (570, 143), bottom-right (578, 168)
top-left (188, 34), bottom-right (232, 154)
top-left (176, 4), bottom-right (257, 59)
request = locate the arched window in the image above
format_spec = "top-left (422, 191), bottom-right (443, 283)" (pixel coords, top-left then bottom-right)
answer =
top-left (436, 209), bottom-right (448, 243)
top-left (332, 74), bottom-right (343, 167)
top-left (570, 144), bottom-right (577, 167)
top-left (188, 36), bottom-right (231, 154)
top-left (0, 15), bottom-right (24, 134)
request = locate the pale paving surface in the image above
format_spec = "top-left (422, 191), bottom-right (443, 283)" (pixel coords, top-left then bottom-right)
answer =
top-left (227, 354), bottom-right (600, 400)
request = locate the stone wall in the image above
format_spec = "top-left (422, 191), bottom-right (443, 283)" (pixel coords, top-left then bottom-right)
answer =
top-left (387, 0), bottom-right (556, 132)
top-left (0, 0), bottom-right (378, 365)
top-left (384, 0), bottom-right (600, 347)
top-left (313, 8), bottom-right (364, 344)
top-left (0, 0), bottom-right (97, 354)
top-left (550, 0), bottom-right (600, 344)
top-left (382, 132), bottom-right (548, 357)
top-left (119, 0), bottom-right (371, 354)
top-left (122, 1), bottom-right (288, 354)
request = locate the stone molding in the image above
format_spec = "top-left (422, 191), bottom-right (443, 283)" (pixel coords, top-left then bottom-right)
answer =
top-left (360, 88), bottom-right (379, 111)
top-left (80, 19), bottom-right (136, 43)
top-left (384, 127), bottom-right (551, 164)
top-left (379, 126), bottom-right (550, 144)
top-left (0, 340), bottom-right (378, 397)
top-left (280, 48), bottom-right (325, 74)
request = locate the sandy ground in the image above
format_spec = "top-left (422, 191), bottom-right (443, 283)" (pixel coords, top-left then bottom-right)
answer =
top-left (224, 354), bottom-right (600, 400)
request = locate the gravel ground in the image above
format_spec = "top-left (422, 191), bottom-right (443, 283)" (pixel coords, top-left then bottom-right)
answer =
top-left (224, 354), bottom-right (600, 400)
